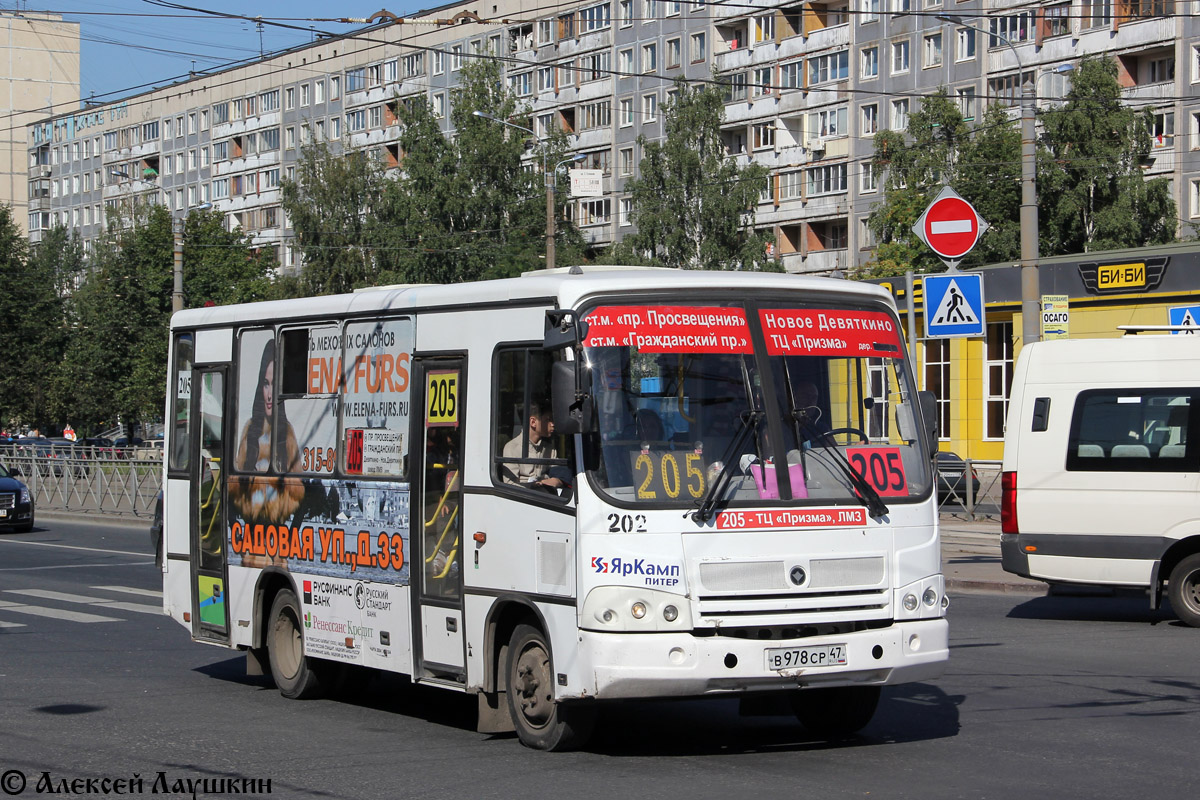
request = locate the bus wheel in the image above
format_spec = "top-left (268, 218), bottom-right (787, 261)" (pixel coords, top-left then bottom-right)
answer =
top-left (1168, 554), bottom-right (1200, 627)
top-left (505, 624), bottom-right (595, 751)
top-left (267, 588), bottom-right (325, 699)
top-left (791, 686), bottom-right (880, 738)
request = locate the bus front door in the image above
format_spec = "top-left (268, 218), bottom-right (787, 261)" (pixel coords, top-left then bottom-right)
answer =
top-left (190, 368), bottom-right (230, 643)
top-left (412, 357), bottom-right (466, 682)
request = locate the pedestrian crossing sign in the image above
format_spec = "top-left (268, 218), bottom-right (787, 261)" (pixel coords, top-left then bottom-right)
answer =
top-left (1168, 305), bottom-right (1200, 334)
top-left (923, 273), bottom-right (986, 338)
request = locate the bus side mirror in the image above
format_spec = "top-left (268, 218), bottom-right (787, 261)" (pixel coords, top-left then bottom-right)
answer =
top-left (917, 390), bottom-right (939, 455)
top-left (552, 359), bottom-right (594, 436)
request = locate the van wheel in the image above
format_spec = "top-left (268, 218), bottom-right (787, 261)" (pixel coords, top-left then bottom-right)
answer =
top-left (267, 588), bottom-right (326, 699)
top-left (1168, 554), bottom-right (1200, 627)
top-left (791, 686), bottom-right (880, 738)
top-left (505, 623), bottom-right (595, 751)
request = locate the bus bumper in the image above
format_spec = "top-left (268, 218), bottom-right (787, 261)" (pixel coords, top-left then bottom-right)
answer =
top-left (573, 619), bottom-right (948, 700)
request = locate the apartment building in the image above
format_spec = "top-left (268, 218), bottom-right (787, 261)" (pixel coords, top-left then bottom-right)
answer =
top-left (3, 10), bottom-right (78, 236)
top-left (24, 0), bottom-right (1192, 274)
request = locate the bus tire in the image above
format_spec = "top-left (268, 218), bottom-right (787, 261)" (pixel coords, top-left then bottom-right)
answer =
top-left (791, 685), bottom-right (880, 738)
top-left (505, 623), bottom-right (595, 751)
top-left (267, 588), bottom-right (325, 699)
top-left (1168, 553), bottom-right (1200, 627)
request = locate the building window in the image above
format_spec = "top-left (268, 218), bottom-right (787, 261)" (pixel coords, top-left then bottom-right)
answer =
top-left (580, 3), bottom-right (611, 31)
top-left (1150, 56), bottom-right (1175, 84)
top-left (1044, 3), bottom-right (1071, 37)
top-left (1083, 0), bottom-right (1112, 28)
top-left (315, 80), bottom-right (325, 103)
top-left (642, 42), bottom-right (658, 72)
top-left (619, 197), bottom-right (632, 226)
top-left (1153, 111), bottom-right (1175, 148)
top-left (285, 87), bottom-right (295, 109)
top-left (451, 45), bottom-right (463, 71)
top-left (752, 67), bottom-right (773, 97)
top-left (891, 99), bottom-right (909, 131)
top-left (924, 339), bottom-right (951, 439)
top-left (806, 163), bottom-right (848, 195)
top-left (667, 38), bottom-right (681, 69)
top-left (989, 12), bottom-right (1034, 47)
top-left (860, 161), bottom-right (878, 193)
top-left (956, 28), bottom-right (975, 62)
top-left (861, 46), bottom-right (879, 79)
top-left (985, 321), bottom-right (1014, 439)
top-left (810, 107), bottom-right (848, 138)
top-left (643, 93), bottom-right (658, 122)
top-left (752, 14), bottom-right (775, 45)
top-left (690, 32), bottom-right (706, 62)
top-left (923, 33), bottom-right (942, 68)
top-left (862, 0), bottom-right (880, 23)
top-left (810, 51), bottom-right (849, 85)
top-left (579, 198), bottom-right (611, 226)
top-left (892, 40), bottom-right (910, 74)
top-left (957, 86), bottom-right (976, 121)
top-left (619, 97), bottom-right (634, 127)
top-left (861, 103), bottom-right (878, 136)
top-left (753, 122), bottom-right (776, 150)
top-left (620, 147), bottom-right (635, 176)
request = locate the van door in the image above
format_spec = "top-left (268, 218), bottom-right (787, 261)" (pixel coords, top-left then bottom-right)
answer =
top-left (191, 368), bottom-right (230, 643)
top-left (411, 356), bottom-right (466, 681)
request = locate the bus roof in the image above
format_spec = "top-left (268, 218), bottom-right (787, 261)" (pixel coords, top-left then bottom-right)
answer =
top-left (170, 267), bottom-right (894, 330)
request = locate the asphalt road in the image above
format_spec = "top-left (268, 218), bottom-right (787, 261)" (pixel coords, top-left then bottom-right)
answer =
top-left (0, 518), bottom-right (1195, 800)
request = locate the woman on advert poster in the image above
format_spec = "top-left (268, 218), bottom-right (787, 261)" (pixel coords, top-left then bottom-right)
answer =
top-left (231, 338), bottom-right (304, 523)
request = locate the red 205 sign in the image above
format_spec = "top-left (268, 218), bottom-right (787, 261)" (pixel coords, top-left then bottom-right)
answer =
top-left (847, 447), bottom-right (909, 497)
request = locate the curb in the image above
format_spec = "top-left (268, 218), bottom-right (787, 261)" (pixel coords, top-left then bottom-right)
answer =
top-left (946, 577), bottom-right (1046, 596)
top-left (34, 510), bottom-right (148, 528)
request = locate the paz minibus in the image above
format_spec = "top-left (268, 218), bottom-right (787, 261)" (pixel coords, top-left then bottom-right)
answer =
top-left (161, 267), bottom-right (947, 750)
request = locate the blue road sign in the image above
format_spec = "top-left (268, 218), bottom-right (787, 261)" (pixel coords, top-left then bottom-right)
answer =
top-left (1168, 305), bottom-right (1200, 335)
top-left (923, 273), bottom-right (986, 338)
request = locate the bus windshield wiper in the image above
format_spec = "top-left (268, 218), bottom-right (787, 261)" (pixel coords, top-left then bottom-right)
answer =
top-left (793, 411), bottom-right (889, 518)
top-left (690, 410), bottom-right (761, 523)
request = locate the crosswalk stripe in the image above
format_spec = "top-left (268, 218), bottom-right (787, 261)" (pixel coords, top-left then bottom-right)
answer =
top-left (0, 619), bottom-right (27, 628)
top-left (4, 589), bottom-right (159, 615)
top-left (0, 602), bottom-right (120, 624)
top-left (91, 585), bottom-right (162, 598)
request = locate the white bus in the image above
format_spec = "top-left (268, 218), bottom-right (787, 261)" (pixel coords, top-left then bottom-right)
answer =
top-left (161, 268), bottom-right (947, 750)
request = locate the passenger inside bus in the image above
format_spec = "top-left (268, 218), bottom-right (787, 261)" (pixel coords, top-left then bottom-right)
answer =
top-left (501, 400), bottom-right (565, 492)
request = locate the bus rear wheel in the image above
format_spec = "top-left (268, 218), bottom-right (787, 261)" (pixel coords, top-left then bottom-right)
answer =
top-left (791, 686), bottom-right (880, 738)
top-left (1168, 553), bottom-right (1200, 628)
top-left (267, 588), bottom-right (326, 699)
top-left (505, 624), bottom-right (595, 751)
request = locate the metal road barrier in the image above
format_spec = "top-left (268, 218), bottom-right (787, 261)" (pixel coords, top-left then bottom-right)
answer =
top-left (0, 447), bottom-right (162, 518)
top-left (938, 458), bottom-right (1002, 521)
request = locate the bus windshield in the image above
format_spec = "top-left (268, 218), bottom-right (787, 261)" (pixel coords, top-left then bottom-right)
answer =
top-left (582, 301), bottom-right (932, 510)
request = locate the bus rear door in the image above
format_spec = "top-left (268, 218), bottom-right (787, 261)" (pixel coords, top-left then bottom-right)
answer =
top-left (190, 367), bottom-right (230, 643)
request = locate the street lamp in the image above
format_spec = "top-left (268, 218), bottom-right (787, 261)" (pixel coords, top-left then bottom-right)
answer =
top-left (938, 13), bottom-right (1046, 347)
top-left (172, 202), bottom-right (213, 313)
top-left (473, 110), bottom-right (582, 270)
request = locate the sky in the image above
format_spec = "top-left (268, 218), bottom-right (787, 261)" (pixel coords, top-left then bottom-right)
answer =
top-left (9, 1), bottom-right (422, 102)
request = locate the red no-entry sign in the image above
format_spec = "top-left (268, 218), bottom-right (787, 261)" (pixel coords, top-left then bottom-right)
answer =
top-left (913, 187), bottom-right (988, 264)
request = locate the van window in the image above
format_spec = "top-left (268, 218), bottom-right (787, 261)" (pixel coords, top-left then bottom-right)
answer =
top-left (1066, 389), bottom-right (1198, 472)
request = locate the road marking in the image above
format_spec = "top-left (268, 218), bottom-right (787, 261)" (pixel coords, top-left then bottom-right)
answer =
top-left (92, 585), bottom-right (162, 598)
top-left (0, 619), bottom-right (27, 629)
top-left (5, 589), bottom-right (160, 615)
top-left (0, 600), bottom-right (120, 624)
top-left (0, 539), bottom-right (145, 557)
top-left (0, 562), bottom-right (153, 572)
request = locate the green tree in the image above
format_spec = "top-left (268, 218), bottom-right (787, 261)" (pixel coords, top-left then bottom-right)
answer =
top-left (1039, 56), bottom-right (1176, 253)
top-left (613, 80), bottom-right (774, 270)
top-left (281, 140), bottom-right (386, 294)
top-left (0, 209), bottom-right (76, 432)
top-left (376, 58), bottom-right (583, 284)
top-left (56, 204), bottom-right (275, 431)
top-left (863, 90), bottom-right (1018, 278)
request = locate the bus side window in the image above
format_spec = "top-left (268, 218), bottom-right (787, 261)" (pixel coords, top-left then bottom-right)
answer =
top-left (493, 346), bottom-right (573, 497)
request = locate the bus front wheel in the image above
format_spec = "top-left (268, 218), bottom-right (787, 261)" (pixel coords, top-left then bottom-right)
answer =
top-left (267, 588), bottom-right (326, 699)
top-left (1168, 553), bottom-right (1200, 627)
top-left (505, 624), bottom-right (595, 751)
top-left (791, 686), bottom-right (880, 738)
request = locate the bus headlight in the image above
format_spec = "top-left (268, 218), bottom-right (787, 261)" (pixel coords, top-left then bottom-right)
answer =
top-left (923, 587), bottom-right (938, 607)
top-left (582, 587), bottom-right (690, 632)
top-left (903, 593), bottom-right (919, 611)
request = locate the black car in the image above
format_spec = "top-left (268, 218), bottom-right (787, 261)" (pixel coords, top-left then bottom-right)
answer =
top-left (0, 463), bottom-right (34, 532)
top-left (935, 451), bottom-right (981, 502)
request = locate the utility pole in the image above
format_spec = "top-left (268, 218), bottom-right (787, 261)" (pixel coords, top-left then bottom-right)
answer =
top-left (172, 215), bottom-right (184, 314)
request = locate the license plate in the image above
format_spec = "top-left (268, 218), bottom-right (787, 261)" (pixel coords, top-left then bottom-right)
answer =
top-left (0, 509), bottom-right (7, 517)
top-left (765, 643), bottom-right (847, 670)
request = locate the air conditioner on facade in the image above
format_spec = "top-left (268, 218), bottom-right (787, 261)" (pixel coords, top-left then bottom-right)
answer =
top-left (807, 138), bottom-right (824, 152)
top-left (40, 167), bottom-right (52, 177)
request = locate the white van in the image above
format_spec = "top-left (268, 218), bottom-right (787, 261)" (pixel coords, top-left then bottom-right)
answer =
top-left (1000, 332), bottom-right (1200, 626)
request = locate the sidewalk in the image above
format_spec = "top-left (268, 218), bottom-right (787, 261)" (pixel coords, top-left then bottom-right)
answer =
top-left (940, 514), bottom-right (1045, 595)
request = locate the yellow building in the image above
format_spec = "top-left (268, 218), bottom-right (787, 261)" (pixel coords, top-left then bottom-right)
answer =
top-left (875, 242), bottom-right (1200, 462)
